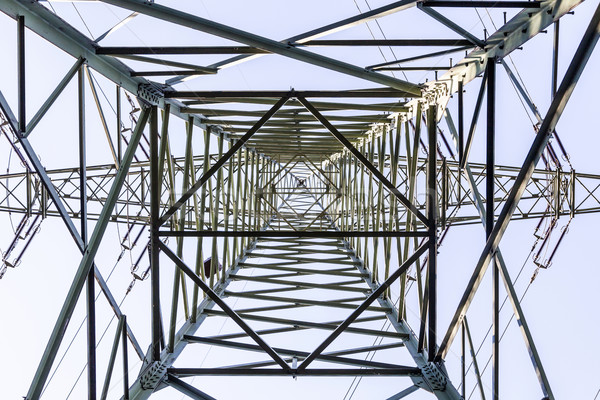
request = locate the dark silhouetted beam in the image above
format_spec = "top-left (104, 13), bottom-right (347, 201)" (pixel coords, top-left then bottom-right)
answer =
top-left (97, 46), bottom-right (268, 55)
top-left (166, 90), bottom-right (413, 99)
top-left (159, 230), bottom-right (429, 238)
top-left (301, 39), bottom-right (474, 46)
top-left (168, 367), bottom-right (421, 377)
top-left (422, 0), bottom-right (541, 7)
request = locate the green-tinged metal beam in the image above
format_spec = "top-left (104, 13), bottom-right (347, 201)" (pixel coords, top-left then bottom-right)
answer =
top-left (461, 68), bottom-right (488, 169)
top-left (159, 230), bottom-right (428, 237)
top-left (99, 0), bottom-right (422, 96)
top-left (228, 274), bottom-right (369, 293)
top-left (0, 0), bottom-right (208, 132)
top-left (85, 66), bottom-right (120, 168)
top-left (111, 53), bottom-right (217, 73)
top-left (298, 241), bottom-right (428, 370)
top-left (150, 106), bottom-right (163, 360)
top-left (223, 291), bottom-right (388, 311)
top-left (169, 367), bottom-right (422, 376)
top-left (98, 39), bottom-right (473, 54)
top-left (170, 89), bottom-right (413, 99)
top-left (95, 11), bottom-right (139, 43)
top-left (169, 0), bottom-right (420, 82)
top-left (411, 0), bottom-right (583, 110)
top-left (417, 4), bottom-right (485, 47)
top-left (445, 110), bottom-right (554, 398)
top-left (1, 90), bottom-right (145, 364)
top-left (100, 316), bottom-right (126, 400)
top-left (464, 317), bottom-right (486, 400)
top-left (301, 39), bottom-right (474, 46)
top-left (426, 105), bottom-right (438, 361)
top-left (213, 342), bottom-right (408, 370)
top-left (158, 97), bottom-right (289, 225)
top-left (185, 97), bottom-right (407, 112)
top-left (25, 107), bottom-right (150, 400)
top-left (422, 1), bottom-right (541, 8)
top-left (205, 309), bottom-right (405, 339)
top-left (25, 57), bottom-right (85, 137)
top-left (184, 335), bottom-right (406, 369)
top-left (165, 375), bottom-right (217, 400)
top-left (159, 242), bottom-right (291, 371)
top-left (207, 315), bottom-right (386, 341)
top-left (436, 2), bottom-right (600, 361)
top-left (368, 45), bottom-right (473, 70)
top-left (386, 386), bottom-right (420, 400)
top-left (298, 97), bottom-right (429, 225)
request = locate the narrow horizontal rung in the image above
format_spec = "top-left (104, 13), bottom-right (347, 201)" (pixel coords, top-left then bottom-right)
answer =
top-left (130, 69), bottom-right (211, 77)
top-left (183, 335), bottom-right (403, 369)
top-left (164, 90), bottom-right (413, 99)
top-left (168, 367), bottom-right (422, 376)
top-left (373, 66), bottom-right (452, 71)
top-left (159, 230), bottom-right (428, 238)
top-left (301, 39), bottom-right (474, 46)
top-left (204, 310), bottom-right (402, 338)
top-left (422, 0), bottom-right (541, 7)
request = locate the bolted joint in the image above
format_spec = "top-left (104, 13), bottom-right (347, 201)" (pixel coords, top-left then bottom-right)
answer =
top-left (138, 83), bottom-right (164, 105)
top-left (419, 361), bottom-right (447, 391)
top-left (140, 360), bottom-right (167, 390)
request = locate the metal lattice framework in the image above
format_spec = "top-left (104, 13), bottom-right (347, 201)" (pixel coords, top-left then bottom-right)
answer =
top-left (0, 0), bottom-right (599, 399)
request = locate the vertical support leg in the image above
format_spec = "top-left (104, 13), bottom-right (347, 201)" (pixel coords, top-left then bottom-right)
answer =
top-left (426, 104), bottom-right (438, 361)
top-left (150, 105), bottom-right (162, 361)
top-left (357, 142), bottom-right (366, 258)
top-left (461, 322), bottom-right (466, 399)
top-left (445, 109), bottom-right (555, 399)
top-left (232, 141), bottom-right (242, 260)
top-left (24, 106), bottom-right (150, 400)
top-left (365, 140), bottom-right (374, 277)
top-left (122, 315), bottom-right (129, 400)
top-left (99, 316), bottom-right (125, 400)
top-left (552, 20), bottom-right (560, 98)
top-left (352, 148), bottom-right (360, 251)
top-left (169, 117), bottom-right (194, 351)
top-left (221, 142), bottom-right (234, 282)
top-left (210, 133), bottom-right (224, 287)
top-left (254, 152), bottom-right (261, 232)
top-left (255, 152), bottom-right (261, 232)
top-left (79, 64), bottom-right (96, 400)
top-left (458, 80), bottom-right (464, 165)
top-left (17, 15), bottom-right (25, 133)
top-left (486, 57), bottom-right (498, 400)
top-left (465, 317), bottom-right (487, 400)
top-left (241, 149), bottom-right (248, 250)
top-left (116, 86), bottom-right (122, 164)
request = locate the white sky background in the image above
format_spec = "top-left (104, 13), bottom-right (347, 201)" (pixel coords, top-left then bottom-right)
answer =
top-left (0, 0), bottom-right (599, 399)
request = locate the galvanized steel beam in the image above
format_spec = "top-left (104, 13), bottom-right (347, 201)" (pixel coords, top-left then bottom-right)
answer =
top-left (436, 2), bottom-right (600, 361)
top-left (25, 107), bottom-right (151, 400)
top-left (98, 0), bottom-right (423, 96)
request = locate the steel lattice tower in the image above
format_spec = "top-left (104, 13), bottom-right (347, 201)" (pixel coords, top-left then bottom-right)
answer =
top-left (0, 1), bottom-right (599, 399)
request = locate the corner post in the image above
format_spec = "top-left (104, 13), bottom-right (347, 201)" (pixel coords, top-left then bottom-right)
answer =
top-left (150, 105), bottom-right (162, 361)
top-left (426, 104), bottom-right (438, 361)
top-left (17, 15), bottom-right (25, 133)
top-left (486, 57), bottom-right (498, 400)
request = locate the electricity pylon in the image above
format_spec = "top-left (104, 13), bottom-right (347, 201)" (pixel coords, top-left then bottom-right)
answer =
top-left (0, 0), bottom-right (599, 399)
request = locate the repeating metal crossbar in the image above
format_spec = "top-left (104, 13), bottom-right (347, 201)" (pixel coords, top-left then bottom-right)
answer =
top-left (1, 153), bottom-right (596, 228)
top-left (140, 189), bottom-right (460, 399)
top-left (0, 0), bottom-right (597, 399)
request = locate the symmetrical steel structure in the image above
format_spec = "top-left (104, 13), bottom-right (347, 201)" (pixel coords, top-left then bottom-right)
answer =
top-left (0, 0), bottom-right (599, 399)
